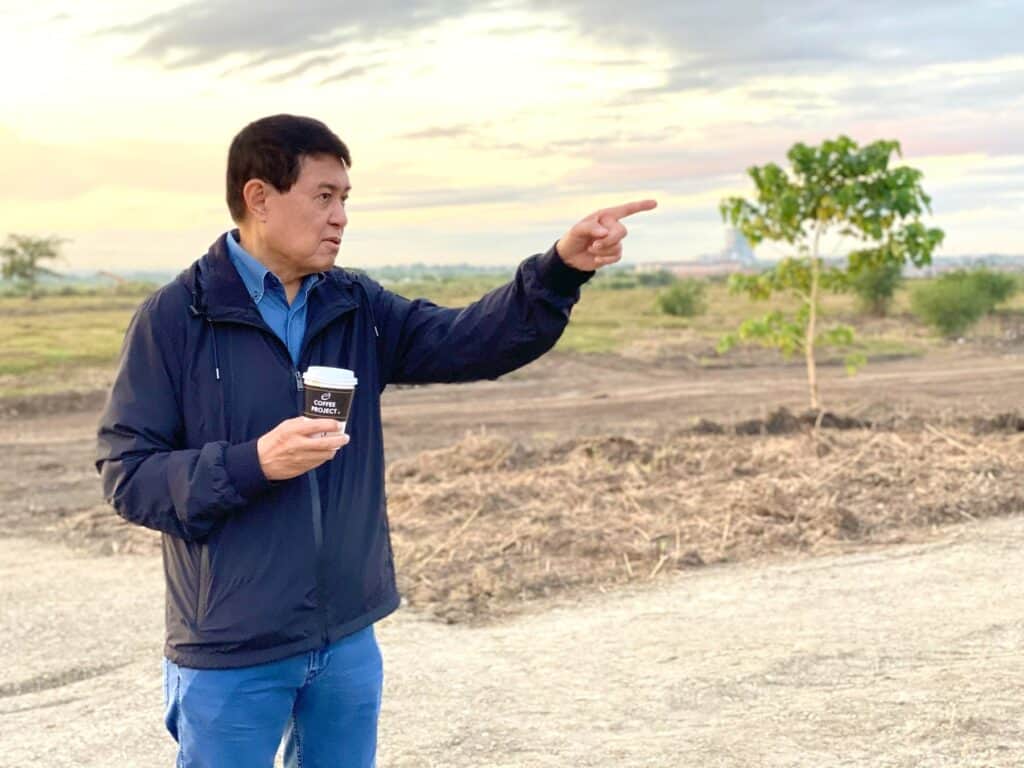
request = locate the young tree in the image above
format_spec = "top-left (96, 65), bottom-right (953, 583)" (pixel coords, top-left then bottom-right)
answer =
top-left (718, 136), bottom-right (944, 411)
top-left (0, 234), bottom-right (66, 298)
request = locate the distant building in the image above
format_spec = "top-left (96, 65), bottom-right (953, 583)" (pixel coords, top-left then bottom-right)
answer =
top-left (710, 228), bottom-right (756, 266)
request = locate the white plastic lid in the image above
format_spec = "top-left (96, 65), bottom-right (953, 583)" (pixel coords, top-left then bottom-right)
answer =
top-left (303, 366), bottom-right (357, 389)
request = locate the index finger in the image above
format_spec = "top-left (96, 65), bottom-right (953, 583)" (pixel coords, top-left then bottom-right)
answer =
top-left (600, 199), bottom-right (658, 221)
top-left (294, 417), bottom-right (345, 434)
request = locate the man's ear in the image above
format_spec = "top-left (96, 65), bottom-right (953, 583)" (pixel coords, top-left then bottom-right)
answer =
top-left (242, 179), bottom-right (270, 222)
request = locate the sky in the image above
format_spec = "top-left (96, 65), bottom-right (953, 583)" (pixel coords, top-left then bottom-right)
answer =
top-left (1, 0), bottom-right (1022, 272)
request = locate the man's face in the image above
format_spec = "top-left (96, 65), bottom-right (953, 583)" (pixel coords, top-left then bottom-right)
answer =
top-left (262, 154), bottom-right (350, 276)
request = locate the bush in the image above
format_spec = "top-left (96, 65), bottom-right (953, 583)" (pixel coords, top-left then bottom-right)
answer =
top-left (591, 273), bottom-right (641, 291)
top-left (851, 261), bottom-right (903, 316)
top-left (910, 268), bottom-right (1018, 337)
top-left (657, 279), bottom-right (707, 317)
top-left (635, 269), bottom-right (677, 288)
top-left (590, 269), bottom-right (677, 291)
top-left (968, 268), bottom-right (1017, 306)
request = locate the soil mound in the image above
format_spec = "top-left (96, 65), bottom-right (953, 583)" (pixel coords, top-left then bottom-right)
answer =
top-left (388, 432), bottom-right (536, 481)
top-left (710, 407), bottom-right (872, 436)
top-left (387, 426), bottom-right (1024, 624)
top-left (561, 435), bottom-right (655, 464)
top-left (971, 412), bottom-right (1024, 434)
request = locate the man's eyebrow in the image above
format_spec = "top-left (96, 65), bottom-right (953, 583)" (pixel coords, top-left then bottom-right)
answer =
top-left (316, 182), bottom-right (352, 193)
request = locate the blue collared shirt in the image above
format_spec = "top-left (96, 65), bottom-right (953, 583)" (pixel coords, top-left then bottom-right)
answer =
top-left (226, 231), bottom-right (322, 366)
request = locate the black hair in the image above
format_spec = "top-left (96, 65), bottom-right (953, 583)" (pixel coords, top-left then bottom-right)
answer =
top-left (226, 114), bottom-right (351, 222)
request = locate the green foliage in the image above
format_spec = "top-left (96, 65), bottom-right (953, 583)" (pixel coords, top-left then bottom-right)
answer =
top-left (657, 279), bottom-right (707, 317)
top-left (967, 268), bottom-right (1017, 306)
top-left (635, 270), bottom-right (678, 288)
top-left (0, 276), bottom-right (942, 399)
top-left (911, 268), bottom-right (1019, 338)
top-left (592, 269), bottom-right (677, 291)
top-left (851, 260), bottom-right (904, 316)
top-left (716, 306), bottom-right (864, 374)
top-left (726, 258), bottom-right (850, 300)
top-left (718, 310), bottom-right (804, 358)
top-left (720, 137), bottom-right (944, 258)
top-left (719, 135), bottom-right (944, 408)
top-left (910, 278), bottom-right (986, 338)
top-left (0, 234), bottom-right (66, 298)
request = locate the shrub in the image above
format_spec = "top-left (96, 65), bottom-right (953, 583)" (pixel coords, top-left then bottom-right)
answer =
top-left (635, 269), bottom-right (677, 288)
top-left (591, 269), bottom-right (676, 291)
top-left (592, 273), bottom-right (640, 291)
top-left (851, 261), bottom-right (903, 317)
top-left (657, 279), bottom-right (707, 317)
top-left (968, 268), bottom-right (1017, 306)
top-left (910, 268), bottom-right (1018, 337)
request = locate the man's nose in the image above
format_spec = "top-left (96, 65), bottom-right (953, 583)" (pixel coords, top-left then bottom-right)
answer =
top-left (329, 200), bottom-right (347, 228)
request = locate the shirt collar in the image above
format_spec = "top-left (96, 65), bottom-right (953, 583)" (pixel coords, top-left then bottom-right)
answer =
top-left (225, 230), bottom-right (323, 305)
top-left (226, 230), bottom-right (272, 304)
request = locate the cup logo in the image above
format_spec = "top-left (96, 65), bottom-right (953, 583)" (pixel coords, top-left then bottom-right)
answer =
top-left (303, 381), bottom-right (355, 422)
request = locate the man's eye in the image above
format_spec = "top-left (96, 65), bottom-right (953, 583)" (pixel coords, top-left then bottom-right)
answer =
top-left (318, 193), bottom-right (332, 202)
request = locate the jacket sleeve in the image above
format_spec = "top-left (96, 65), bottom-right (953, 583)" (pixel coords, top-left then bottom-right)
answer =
top-left (372, 244), bottom-right (593, 385)
top-left (95, 290), bottom-right (270, 542)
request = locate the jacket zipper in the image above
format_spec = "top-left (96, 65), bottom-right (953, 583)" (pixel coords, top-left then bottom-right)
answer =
top-left (290, 348), bottom-right (329, 645)
top-left (296, 357), bottom-right (332, 647)
top-left (293, 372), bottom-right (325, 565)
top-left (208, 306), bottom-right (357, 649)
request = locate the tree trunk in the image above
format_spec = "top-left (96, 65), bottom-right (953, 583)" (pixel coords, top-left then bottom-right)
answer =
top-left (805, 226), bottom-right (822, 412)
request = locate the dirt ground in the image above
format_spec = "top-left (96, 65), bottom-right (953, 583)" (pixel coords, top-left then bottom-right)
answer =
top-left (1, 348), bottom-right (1023, 765)
top-left (2, 516), bottom-right (1023, 766)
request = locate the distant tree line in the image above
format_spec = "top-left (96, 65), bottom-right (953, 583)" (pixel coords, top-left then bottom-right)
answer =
top-left (1, 234), bottom-right (65, 299)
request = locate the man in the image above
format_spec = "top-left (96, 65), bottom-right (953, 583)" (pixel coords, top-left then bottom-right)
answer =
top-left (96, 114), bottom-right (655, 767)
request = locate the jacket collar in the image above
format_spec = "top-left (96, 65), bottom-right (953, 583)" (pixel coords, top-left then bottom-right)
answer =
top-left (189, 231), bottom-right (359, 324)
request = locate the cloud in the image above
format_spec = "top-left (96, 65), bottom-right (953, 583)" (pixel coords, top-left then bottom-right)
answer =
top-left (361, 185), bottom-right (531, 212)
top-left (106, 0), bottom-right (488, 68)
top-left (398, 124), bottom-right (477, 141)
top-left (928, 176), bottom-right (1024, 214)
top-left (543, 107), bottom-right (1024, 198)
top-left (319, 64), bottom-right (375, 85)
top-left (550, 0), bottom-right (1023, 85)
top-left (836, 70), bottom-right (1024, 119)
top-left (262, 53), bottom-right (338, 83)
top-left (102, 1), bottom-right (1024, 124)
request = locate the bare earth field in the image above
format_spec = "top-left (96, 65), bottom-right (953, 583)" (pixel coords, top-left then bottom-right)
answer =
top-left (1, 348), bottom-right (1023, 766)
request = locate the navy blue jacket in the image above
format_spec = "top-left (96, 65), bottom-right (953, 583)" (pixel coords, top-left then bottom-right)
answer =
top-left (96, 233), bottom-right (591, 669)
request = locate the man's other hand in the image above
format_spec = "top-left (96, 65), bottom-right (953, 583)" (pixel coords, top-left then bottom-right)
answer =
top-left (556, 199), bottom-right (658, 272)
top-left (257, 417), bottom-right (349, 481)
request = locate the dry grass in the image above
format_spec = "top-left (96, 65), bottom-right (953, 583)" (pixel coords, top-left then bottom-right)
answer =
top-left (386, 423), bottom-right (1024, 623)
top-left (57, 417), bottom-right (1024, 626)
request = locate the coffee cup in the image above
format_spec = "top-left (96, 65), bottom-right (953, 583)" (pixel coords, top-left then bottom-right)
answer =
top-left (302, 366), bottom-right (357, 433)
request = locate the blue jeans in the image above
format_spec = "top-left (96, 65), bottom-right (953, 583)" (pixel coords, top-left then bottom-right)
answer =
top-left (163, 626), bottom-right (383, 768)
